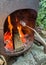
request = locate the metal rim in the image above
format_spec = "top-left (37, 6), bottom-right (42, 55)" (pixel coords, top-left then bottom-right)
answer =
top-left (5, 42), bottom-right (33, 56)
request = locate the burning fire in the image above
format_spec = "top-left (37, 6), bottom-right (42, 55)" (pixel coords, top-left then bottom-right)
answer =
top-left (4, 16), bottom-right (29, 51)
top-left (4, 16), bottom-right (13, 51)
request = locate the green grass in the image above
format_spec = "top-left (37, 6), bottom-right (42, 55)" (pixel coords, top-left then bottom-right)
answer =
top-left (36, 0), bottom-right (46, 30)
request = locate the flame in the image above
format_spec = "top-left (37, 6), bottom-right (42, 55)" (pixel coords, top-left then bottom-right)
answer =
top-left (17, 24), bottom-right (26, 43)
top-left (17, 25), bottom-right (24, 37)
top-left (4, 16), bottom-right (14, 51)
top-left (8, 15), bottom-right (13, 34)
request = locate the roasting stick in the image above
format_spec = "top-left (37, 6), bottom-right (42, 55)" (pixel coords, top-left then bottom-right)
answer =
top-left (20, 21), bottom-right (46, 46)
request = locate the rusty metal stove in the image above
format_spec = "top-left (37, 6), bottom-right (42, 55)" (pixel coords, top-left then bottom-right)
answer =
top-left (0, 0), bottom-right (39, 57)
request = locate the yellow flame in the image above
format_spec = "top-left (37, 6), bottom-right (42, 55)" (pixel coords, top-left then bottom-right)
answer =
top-left (17, 24), bottom-right (24, 38)
top-left (8, 16), bottom-right (13, 34)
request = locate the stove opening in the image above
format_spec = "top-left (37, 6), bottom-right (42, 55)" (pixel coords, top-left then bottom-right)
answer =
top-left (3, 9), bottom-right (37, 52)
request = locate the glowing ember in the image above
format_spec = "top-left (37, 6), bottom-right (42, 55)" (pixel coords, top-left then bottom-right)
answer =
top-left (4, 32), bottom-right (13, 51)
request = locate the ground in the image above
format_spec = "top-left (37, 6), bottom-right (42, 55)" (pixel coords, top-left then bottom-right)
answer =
top-left (7, 43), bottom-right (46, 65)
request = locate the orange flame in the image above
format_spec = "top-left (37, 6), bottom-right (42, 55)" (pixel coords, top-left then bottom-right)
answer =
top-left (8, 15), bottom-right (13, 34)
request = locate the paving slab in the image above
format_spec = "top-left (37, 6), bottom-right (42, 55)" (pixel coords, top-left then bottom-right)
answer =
top-left (7, 44), bottom-right (46, 65)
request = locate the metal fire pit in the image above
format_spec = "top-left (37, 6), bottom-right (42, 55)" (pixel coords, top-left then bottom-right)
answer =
top-left (3, 9), bottom-right (37, 56)
top-left (0, 0), bottom-right (39, 64)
